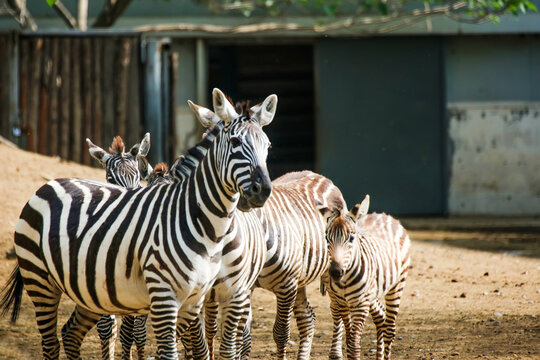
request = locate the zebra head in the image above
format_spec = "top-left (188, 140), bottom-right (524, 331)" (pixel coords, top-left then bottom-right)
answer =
top-left (188, 92), bottom-right (277, 211)
top-left (318, 195), bottom-right (370, 282)
top-left (86, 133), bottom-right (152, 189)
top-left (209, 88), bottom-right (276, 211)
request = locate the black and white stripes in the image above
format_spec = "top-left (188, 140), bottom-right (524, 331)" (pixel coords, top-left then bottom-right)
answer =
top-left (319, 195), bottom-right (411, 360)
top-left (2, 88), bottom-right (277, 360)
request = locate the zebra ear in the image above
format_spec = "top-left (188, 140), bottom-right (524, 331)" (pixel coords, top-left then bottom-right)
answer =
top-left (138, 133), bottom-right (151, 157)
top-left (212, 88), bottom-right (238, 123)
top-left (252, 94), bottom-right (277, 127)
top-left (350, 195), bottom-right (370, 222)
top-left (317, 205), bottom-right (334, 224)
top-left (188, 100), bottom-right (221, 128)
top-left (138, 156), bottom-right (153, 181)
top-left (86, 138), bottom-right (111, 167)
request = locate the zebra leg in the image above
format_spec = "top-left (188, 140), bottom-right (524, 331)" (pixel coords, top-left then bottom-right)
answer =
top-left (32, 289), bottom-right (62, 360)
top-left (61, 305), bottom-right (102, 360)
top-left (150, 301), bottom-right (180, 360)
top-left (177, 324), bottom-right (193, 360)
top-left (119, 315), bottom-right (135, 360)
top-left (382, 277), bottom-right (406, 360)
top-left (272, 285), bottom-right (298, 360)
top-left (96, 314), bottom-right (118, 360)
top-left (346, 304), bottom-right (369, 360)
top-left (328, 301), bottom-right (345, 360)
top-left (204, 299), bottom-right (219, 360)
top-left (239, 305), bottom-right (253, 360)
top-left (219, 294), bottom-right (250, 360)
top-left (292, 286), bottom-right (316, 360)
top-left (188, 315), bottom-right (210, 360)
top-left (133, 315), bottom-right (148, 360)
top-left (176, 302), bottom-right (208, 360)
top-left (369, 300), bottom-right (386, 360)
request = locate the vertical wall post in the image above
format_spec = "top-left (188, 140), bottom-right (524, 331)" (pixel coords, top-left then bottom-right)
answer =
top-left (143, 39), bottom-right (164, 164)
top-left (8, 31), bottom-right (20, 145)
top-left (196, 38), bottom-right (207, 107)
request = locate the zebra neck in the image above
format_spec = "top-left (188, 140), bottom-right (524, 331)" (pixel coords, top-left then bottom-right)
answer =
top-left (184, 143), bottom-right (239, 242)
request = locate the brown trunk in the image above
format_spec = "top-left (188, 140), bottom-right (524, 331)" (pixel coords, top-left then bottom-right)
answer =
top-left (82, 38), bottom-right (92, 165)
top-left (27, 38), bottom-right (43, 152)
top-left (92, 38), bottom-right (102, 154)
top-left (38, 38), bottom-right (50, 155)
top-left (115, 38), bottom-right (130, 139)
top-left (49, 39), bottom-right (60, 156)
top-left (59, 37), bottom-right (71, 160)
top-left (71, 39), bottom-right (82, 163)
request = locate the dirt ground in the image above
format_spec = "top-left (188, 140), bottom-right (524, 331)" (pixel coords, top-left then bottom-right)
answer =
top-left (0, 141), bottom-right (538, 360)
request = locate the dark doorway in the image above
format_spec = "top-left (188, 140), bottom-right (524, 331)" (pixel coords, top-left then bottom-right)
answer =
top-left (316, 38), bottom-right (446, 215)
top-left (208, 44), bottom-right (315, 179)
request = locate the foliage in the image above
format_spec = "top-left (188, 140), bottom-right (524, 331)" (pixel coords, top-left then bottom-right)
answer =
top-left (198, 0), bottom-right (537, 23)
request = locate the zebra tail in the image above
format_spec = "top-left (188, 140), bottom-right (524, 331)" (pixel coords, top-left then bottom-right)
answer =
top-left (0, 265), bottom-right (24, 324)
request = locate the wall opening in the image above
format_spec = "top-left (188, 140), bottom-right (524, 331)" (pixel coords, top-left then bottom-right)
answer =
top-left (208, 43), bottom-right (315, 179)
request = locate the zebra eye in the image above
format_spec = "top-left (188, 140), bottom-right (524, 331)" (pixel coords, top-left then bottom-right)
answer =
top-left (230, 136), bottom-right (241, 147)
top-left (348, 235), bottom-right (355, 242)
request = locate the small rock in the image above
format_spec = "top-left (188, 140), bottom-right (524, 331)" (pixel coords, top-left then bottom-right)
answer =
top-left (5, 249), bottom-right (16, 259)
top-left (451, 353), bottom-right (459, 356)
top-left (451, 279), bottom-right (458, 283)
top-left (528, 300), bottom-right (534, 304)
top-left (483, 272), bottom-right (489, 276)
top-left (397, 336), bottom-right (403, 340)
top-left (288, 340), bottom-right (296, 346)
top-left (482, 291), bottom-right (489, 296)
top-left (411, 290), bottom-right (420, 297)
top-left (257, 307), bottom-right (264, 311)
top-left (493, 312), bottom-right (503, 317)
top-left (460, 293), bottom-right (466, 298)
top-left (370, 349), bottom-right (377, 353)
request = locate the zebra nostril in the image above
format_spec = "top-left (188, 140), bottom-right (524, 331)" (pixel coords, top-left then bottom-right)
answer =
top-left (251, 182), bottom-right (261, 195)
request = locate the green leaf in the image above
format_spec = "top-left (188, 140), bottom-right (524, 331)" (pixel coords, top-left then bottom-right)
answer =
top-left (525, 1), bottom-right (537, 11)
top-left (377, 1), bottom-right (388, 15)
top-left (46, 0), bottom-right (57, 7)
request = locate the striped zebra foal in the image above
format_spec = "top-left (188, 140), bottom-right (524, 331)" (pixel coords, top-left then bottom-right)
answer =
top-left (87, 134), bottom-right (157, 360)
top-left (0, 88), bottom-right (276, 360)
top-left (318, 195), bottom-right (411, 360)
top-left (189, 101), bottom-right (347, 360)
top-left (86, 132), bottom-right (152, 188)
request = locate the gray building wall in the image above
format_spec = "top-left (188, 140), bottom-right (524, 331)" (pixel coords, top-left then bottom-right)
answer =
top-left (445, 36), bottom-right (540, 214)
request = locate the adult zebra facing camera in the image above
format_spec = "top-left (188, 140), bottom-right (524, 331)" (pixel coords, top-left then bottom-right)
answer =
top-left (1, 88), bottom-right (278, 360)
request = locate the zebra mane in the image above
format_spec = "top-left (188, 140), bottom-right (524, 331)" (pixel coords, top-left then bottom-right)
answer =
top-left (109, 136), bottom-right (125, 156)
top-left (170, 97), bottom-right (253, 181)
top-left (170, 120), bottom-right (225, 181)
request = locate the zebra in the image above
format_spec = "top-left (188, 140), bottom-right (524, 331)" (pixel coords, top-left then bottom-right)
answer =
top-left (188, 101), bottom-right (348, 360)
top-left (86, 132), bottom-right (152, 188)
top-left (166, 98), bottom-right (271, 360)
top-left (87, 134), bottom-right (154, 360)
top-left (0, 88), bottom-right (277, 360)
top-left (318, 195), bottom-right (411, 360)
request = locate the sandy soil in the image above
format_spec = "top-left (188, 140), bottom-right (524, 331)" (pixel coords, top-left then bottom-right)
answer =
top-left (0, 142), bottom-right (538, 360)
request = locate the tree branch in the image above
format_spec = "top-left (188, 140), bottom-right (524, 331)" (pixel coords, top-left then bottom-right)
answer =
top-left (93, 0), bottom-right (133, 28)
top-left (51, 0), bottom-right (76, 29)
top-left (4, 0), bottom-right (37, 30)
top-left (78, 0), bottom-right (88, 30)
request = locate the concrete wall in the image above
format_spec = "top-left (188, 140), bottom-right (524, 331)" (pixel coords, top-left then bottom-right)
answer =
top-left (448, 103), bottom-right (540, 214)
top-left (445, 36), bottom-right (540, 215)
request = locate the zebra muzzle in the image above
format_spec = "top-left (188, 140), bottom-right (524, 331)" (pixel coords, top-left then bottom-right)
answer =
top-left (329, 260), bottom-right (345, 281)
